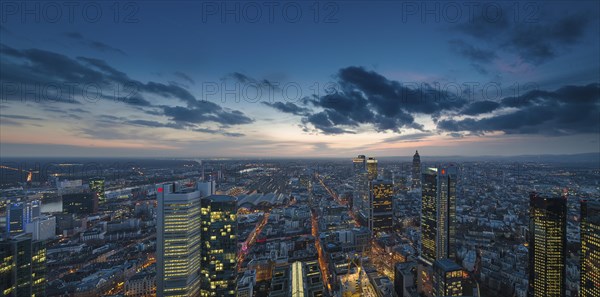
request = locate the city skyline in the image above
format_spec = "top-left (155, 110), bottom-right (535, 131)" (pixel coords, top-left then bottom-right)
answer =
top-left (1, 1), bottom-right (599, 297)
top-left (1, 1), bottom-right (599, 158)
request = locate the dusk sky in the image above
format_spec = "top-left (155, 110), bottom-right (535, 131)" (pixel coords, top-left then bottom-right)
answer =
top-left (1, 1), bottom-right (599, 158)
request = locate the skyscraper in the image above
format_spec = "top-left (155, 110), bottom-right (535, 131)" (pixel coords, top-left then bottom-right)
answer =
top-left (412, 150), bottom-right (421, 190)
top-left (580, 199), bottom-right (599, 297)
top-left (6, 202), bottom-right (25, 236)
top-left (370, 180), bottom-right (394, 236)
top-left (367, 157), bottom-right (378, 181)
top-left (0, 233), bottom-right (46, 297)
top-left (352, 155), bottom-right (368, 214)
top-left (528, 193), bottom-right (567, 297)
top-left (89, 178), bottom-right (106, 206)
top-left (62, 192), bottom-right (98, 215)
top-left (157, 182), bottom-right (202, 297)
top-left (432, 259), bottom-right (464, 297)
top-left (200, 195), bottom-right (238, 297)
top-left (420, 166), bottom-right (457, 265)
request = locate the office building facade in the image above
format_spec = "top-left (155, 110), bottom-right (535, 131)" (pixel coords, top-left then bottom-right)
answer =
top-left (528, 193), bottom-right (567, 297)
top-left (62, 192), bottom-right (98, 215)
top-left (420, 166), bottom-right (457, 265)
top-left (580, 199), bottom-right (599, 297)
top-left (0, 233), bottom-right (46, 297)
top-left (370, 180), bottom-right (394, 236)
top-left (157, 182), bottom-right (202, 297)
top-left (200, 195), bottom-right (238, 297)
top-left (412, 150), bottom-right (421, 190)
top-left (432, 259), bottom-right (464, 297)
top-left (366, 157), bottom-right (378, 181)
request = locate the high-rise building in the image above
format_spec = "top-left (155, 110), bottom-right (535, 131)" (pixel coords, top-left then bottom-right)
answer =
top-left (580, 199), bottom-right (599, 297)
top-left (290, 260), bottom-right (324, 297)
top-left (432, 259), bottom-right (464, 297)
top-left (352, 155), bottom-right (368, 214)
top-left (528, 193), bottom-right (567, 297)
top-left (0, 233), bottom-right (46, 297)
top-left (156, 182), bottom-right (202, 297)
top-left (26, 200), bottom-right (41, 222)
top-left (420, 166), bottom-right (457, 265)
top-left (394, 261), bottom-right (417, 297)
top-left (62, 192), bottom-right (98, 215)
top-left (6, 202), bottom-right (25, 236)
top-left (89, 178), bottom-right (106, 206)
top-left (370, 180), bottom-right (394, 236)
top-left (25, 215), bottom-right (56, 241)
top-left (412, 151), bottom-right (421, 190)
top-left (200, 195), bottom-right (238, 297)
top-left (367, 157), bottom-right (378, 181)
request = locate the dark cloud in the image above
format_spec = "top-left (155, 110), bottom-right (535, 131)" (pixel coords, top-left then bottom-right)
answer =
top-left (461, 100), bottom-right (500, 115)
top-left (0, 43), bottom-right (253, 132)
top-left (0, 114), bottom-right (45, 121)
top-left (173, 71), bottom-right (195, 85)
top-left (301, 112), bottom-right (356, 135)
top-left (455, 10), bottom-right (594, 64)
top-left (89, 41), bottom-right (127, 56)
top-left (438, 84), bottom-right (600, 135)
top-left (448, 39), bottom-right (497, 74)
top-left (261, 102), bottom-right (311, 116)
top-left (64, 32), bottom-right (127, 56)
top-left (162, 103), bottom-right (253, 126)
top-left (449, 39), bottom-right (497, 63)
top-left (382, 132), bottom-right (434, 143)
top-left (262, 66), bottom-right (598, 137)
top-left (225, 72), bottom-right (280, 90)
top-left (126, 119), bottom-right (187, 129)
top-left (295, 66), bottom-right (466, 134)
top-left (193, 128), bottom-right (244, 137)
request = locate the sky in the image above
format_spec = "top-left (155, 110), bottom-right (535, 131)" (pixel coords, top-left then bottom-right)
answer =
top-left (0, 1), bottom-right (599, 158)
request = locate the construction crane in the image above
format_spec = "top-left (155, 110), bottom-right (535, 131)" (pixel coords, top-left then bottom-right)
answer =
top-left (0, 165), bottom-right (36, 182)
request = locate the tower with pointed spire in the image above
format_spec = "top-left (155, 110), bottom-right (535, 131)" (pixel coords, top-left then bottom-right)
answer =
top-left (412, 150), bottom-right (421, 190)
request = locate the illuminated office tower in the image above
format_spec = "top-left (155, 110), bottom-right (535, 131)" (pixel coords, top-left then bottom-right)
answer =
top-left (420, 166), bottom-right (457, 265)
top-left (412, 151), bottom-right (421, 190)
top-left (89, 178), bottom-right (106, 206)
top-left (580, 199), bottom-right (599, 297)
top-left (352, 155), bottom-right (368, 213)
top-left (157, 182), bottom-right (202, 297)
top-left (200, 195), bottom-right (238, 297)
top-left (432, 259), bottom-right (464, 296)
top-left (0, 233), bottom-right (46, 297)
top-left (367, 157), bottom-right (378, 181)
top-left (6, 202), bottom-right (25, 236)
top-left (290, 260), bottom-right (325, 297)
top-left (528, 193), bottom-right (567, 297)
top-left (370, 180), bottom-right (394, 236)
top-left (62, 192), bottom-right (98, 215)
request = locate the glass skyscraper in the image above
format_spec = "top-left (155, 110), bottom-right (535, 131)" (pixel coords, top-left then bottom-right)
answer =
top-left (412, 150), bottom-right (421, 190)
top-left (200, 195), bottom-right (238, 297)
top-left (580, 199), bottom-right (599, 297)
top-left (157, 182), bottom-right (202, 297)
top-left (352, 155), bottom-right (368, 214)
top-left (366, 157), bottom-right (378, 181)
top-left (6, 202), bottom-right (25, 236)
top-left (420, 166), bottom-right (457, 265)
top-left (89, 178), bottom-right (106, 206)
top-left (0, 233), bottom-right (46, 297)
top-left (432, 258), bottom-right (464, 297)
top-left (528, 193), bottom-right (567, 297)
top-left (370, 180), bottom-right (394, 236)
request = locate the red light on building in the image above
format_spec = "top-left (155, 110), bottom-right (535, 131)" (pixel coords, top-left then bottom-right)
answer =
top-left (441, 169), bottom-right (446, 175)
top-left (157, 187), bottom-right (163, 193)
